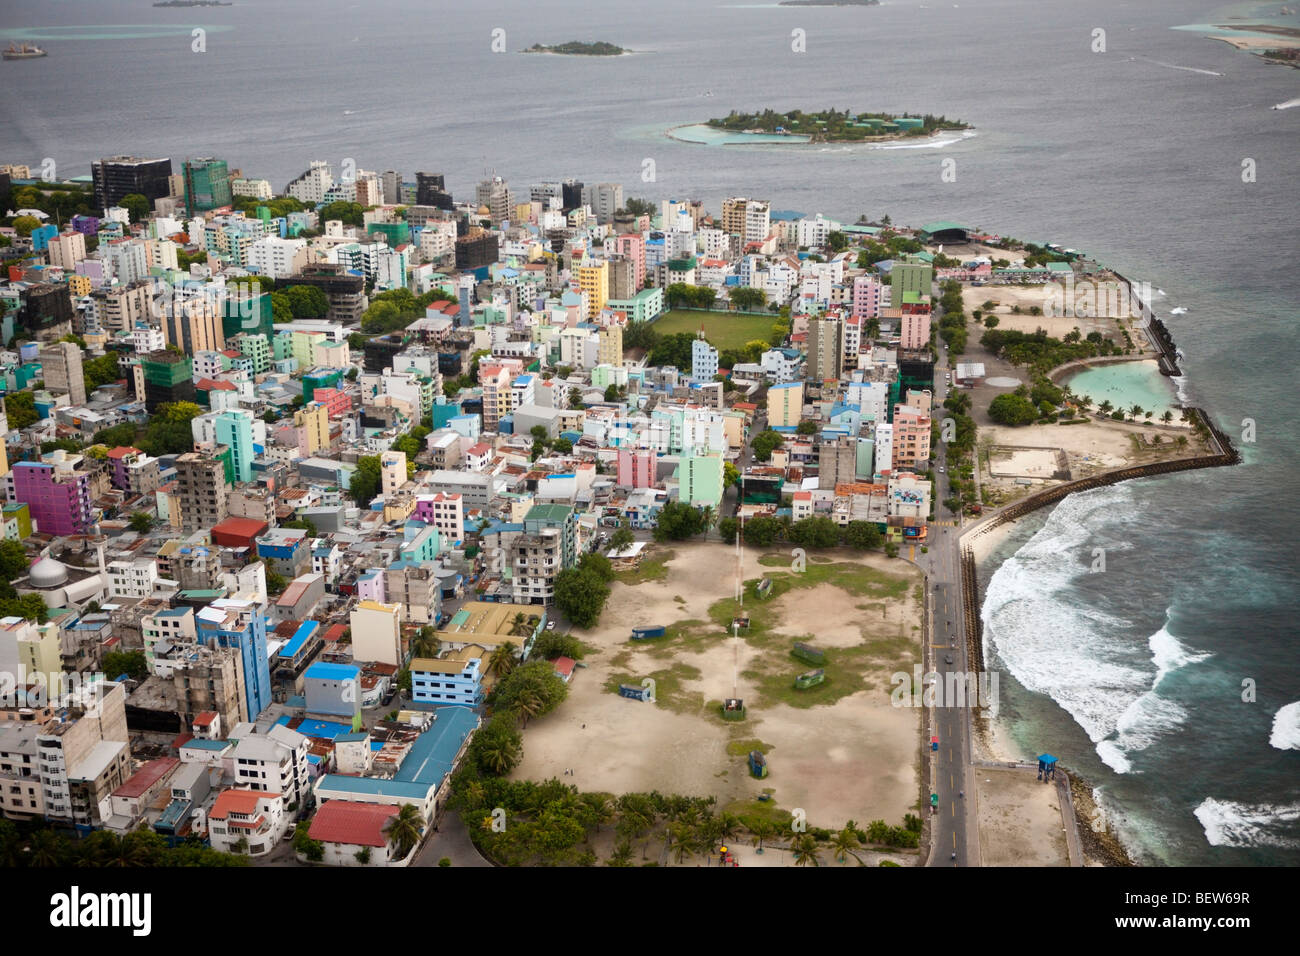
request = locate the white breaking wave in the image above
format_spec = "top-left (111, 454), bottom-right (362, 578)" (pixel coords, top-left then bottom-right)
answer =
top-left (871, 130), bottom-right (977, 150)
top-left (1171, 375), bottom-right (1190, 404)
top-left (1194, 798), bottom-right (1300, 848)
top-left (1270, 701), bottom-right (1300, 750)
top-left (982, 485), bottom-right (1208, 773)
top-left (1141, 57), bottom-right (1224, 77)
top-left (1169, 306), bottom-right (1188, 315)
top-left (1272, 97), bottom-right (1300, 110)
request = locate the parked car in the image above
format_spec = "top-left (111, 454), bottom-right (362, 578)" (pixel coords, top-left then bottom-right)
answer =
top-left (546, 621), bottom-right (557, 631)
top-left (945, 654), bottom-right (953, 665)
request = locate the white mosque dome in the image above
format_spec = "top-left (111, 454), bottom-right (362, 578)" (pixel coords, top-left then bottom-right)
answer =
top-left (29, 556), bottom-right (70, 589)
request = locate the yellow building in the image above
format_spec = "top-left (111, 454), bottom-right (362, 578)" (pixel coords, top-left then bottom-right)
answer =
top-left (350, 600), bottom-right (404, 668)
top-left (597, 324), bottom-right (623, 367)
top-left (575, 259), bottom-right (609, 319)
top-left (66, 274), bottom-right (92, 297)
top-left (766, 381), bottom-right (804, 429)
top-left (293, 402), bottom-right (330, 456)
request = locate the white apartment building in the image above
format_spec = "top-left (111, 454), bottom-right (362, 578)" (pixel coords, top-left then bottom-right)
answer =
top-left (107, 558), bottom-right (159, 599)
top-left (286, 160), bottom-right (334, 204)
top-left (247, 235), bottom-right (307, 280)
top-left (231, 178), bottom-right (273, 200)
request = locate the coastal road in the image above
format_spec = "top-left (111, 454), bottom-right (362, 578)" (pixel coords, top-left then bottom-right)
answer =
top-left (919, 343), bottom-right (980, 867)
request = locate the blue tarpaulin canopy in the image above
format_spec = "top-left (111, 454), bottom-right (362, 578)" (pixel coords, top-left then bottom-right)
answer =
top-left (1038, 754), bottom-right (1057, 765)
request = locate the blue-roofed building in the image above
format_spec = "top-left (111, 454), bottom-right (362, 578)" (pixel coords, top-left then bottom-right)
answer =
top-left (409, 646), bottom-right (484, 707)
top-left (304, 661), bottom-right (362, 728)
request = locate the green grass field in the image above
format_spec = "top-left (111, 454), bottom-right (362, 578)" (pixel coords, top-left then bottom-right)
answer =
top-left (653, 310), bottom-right (777, 352)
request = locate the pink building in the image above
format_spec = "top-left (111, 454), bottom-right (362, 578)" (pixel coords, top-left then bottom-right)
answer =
top-left (851, 275), bottom-right (883, 320)
top-left (12, 454), bottom-right (94, 537)
top-left (891, 404), bottom-right (932, 469)
top-left (900, 312), bottom-right (932, 351)
top-left (414, 492), bottom-right (464, 543)
top-left (311, 387), bottom-right (352, 419)
top-left (107, 445), bottom-right (145, 490)
top-left (606, 234), bottom-right (646, 291)
top-left (617, 447), bottom-right (655, 489)
top-left (357, 568), bottom-right (386, 603)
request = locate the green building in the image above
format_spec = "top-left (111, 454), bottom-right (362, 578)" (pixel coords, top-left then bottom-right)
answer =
top-left (224, 290), bottom-right (273, 341)
top-left (183, 157), bottom-right (232, 212)
top-left (215, 411), bottom-right (254, 484)
top-left (523, 504), bottom-right (577, 571)
top-left (607, 287), bottom-right (664, 323)
top-left (3, 502), bottom-right (33, 541)
top-left (302, 367), bottom-right (343, 401)
top-left (235, 333), bottom-right (271, 374)
top-left (677, 453), bottom-right (724, 511)
top-left (367, 221), bottom-right (411, 246)
top-left (141, 350), bottom-right (196, 412)
top-left (890, 254), bottom-right (933, 302)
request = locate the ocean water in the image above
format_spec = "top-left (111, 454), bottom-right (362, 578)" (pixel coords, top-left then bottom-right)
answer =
top-left (1063, 361), bottom-right (1181, 420)
top-left (1, 0), bottom-right (1297, 864)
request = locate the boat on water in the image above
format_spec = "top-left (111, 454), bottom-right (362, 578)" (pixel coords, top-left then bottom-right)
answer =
top-left (4, 43), bottom-right (47, 60)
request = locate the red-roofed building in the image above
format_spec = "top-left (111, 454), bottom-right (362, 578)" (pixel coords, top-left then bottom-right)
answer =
top-left (553, 656), bottom-right (576, 683)
top-left (107, 757), bottom-right (180, 832)
top-left (212, 516), bottom-right (270, 550)
top-left (192, 711), bottom-right (221, 739)
top-left (209, 788), bottom-right (286, 856)
top-left (307, 800), bottom-right (409, 866)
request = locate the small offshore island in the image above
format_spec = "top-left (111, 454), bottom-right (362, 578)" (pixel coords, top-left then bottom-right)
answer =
top-left (703, 108), bottom-right (970, 143)
top-left (522, 41), bottom-right (627, 56)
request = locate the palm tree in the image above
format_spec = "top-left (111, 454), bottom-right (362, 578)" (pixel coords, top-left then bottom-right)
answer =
top-left (668, 824), bottom-right (695, 865)
top-left (1077, 395), bottom-right (1093, 413)
top-left (28, 830), bottom-right (64, 867)
top-left (792, 833), bottom-right (822, 867)
top-left (1161, 410), bottom-right (1173, 424)
top-left (462, 778), bottom-right (487, 809)
top-left (384, 804), bottom-right (425, 859)
top-left (511, 689), bottom-right (544, 728)
top-left (1176, 435), bottom-right (1188, 449)
top-left (478, 735), bottom-right (521, 775)
top-left (1144, 410), bottom-right (1153, 421)
top-left (410, 626), bottom-right (438, 659)
top-left (749, 819), bottom-right (776, 855)
top-left (582, 792), bottom-right (614, 835)
top-left (607, 839), bottom-right (634, 867)
top-left (716, 812), bottom-right (741, 844)
top-left (509, 613), bottom-right (531, 637)
top-left (487, 641), bottom-right (518, 679)
top-left (831, 826), bottom-right (861, 865)
top-left (1098, 399), bottom-right (1113, 416)
top-left (1129, 404), bottom-right (1143, 422)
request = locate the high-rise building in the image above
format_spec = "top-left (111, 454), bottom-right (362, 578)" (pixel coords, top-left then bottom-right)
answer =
top-left (175, 452), bottom-right (230, 531)
top-left (281, 264), bottom-right (367, 325)
top-left (92, 155), bottom-right (173, 211)
top-left (891, 255), bottom-right (934, 301)
top-left (455, 228), bottom-right (498, 270)
top-left (39, 342), bottom-right (86, 406)
top-left (691, 336), bottom-right (719, 383)
top-left (381, 170), bottom-right (402, 206)
top-left (285, 160), bottom-right (334, 204)
top-left (11, 453), bottom-right (94, 536)
top-left (597, 324), bottom-right (623, 368)
top-left (575, 259), bottom-right (609, 318)
top-left (808, 315), bottom-right (843, 383)
top-left (46, 231), bottom-right (87, 270)
top-left (380, 450), bottom-right (407, 499)
top-left (561, 179), bottom-right (584, 212)
top-left (183, 157), bottom-right (232, 212)
top-left (818, 435), bottom-right (859, 490)
top-left (475, 177), bottom-right (512, 224)
top-left (162, 294), bottom-right (224, 355)
top-left (196, 599), bottom-right (272, 721)
top-left (721, 197), bottom-right (771, 244)
top-left (415, 171), bottom-right (452, 209)
top-left (140, 350), bottom-right (196, 411)
top-left (214, 411), bottom-right (255, 484)
top-left (586, 182), bottom-right (623, 224)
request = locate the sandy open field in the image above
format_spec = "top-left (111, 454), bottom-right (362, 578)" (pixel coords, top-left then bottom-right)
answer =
top-left (988, 446), bottom-right (1067, 479)
top-left (976, 766), bottom-right (1072, 866)
top-left (511, 543), bottom-right (925, 834)
top-left (961, 284), bottom-right (1136, 345)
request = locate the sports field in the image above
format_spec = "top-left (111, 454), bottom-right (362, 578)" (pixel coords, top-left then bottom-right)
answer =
top-left (652, 309), bottom-right (777, 351)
